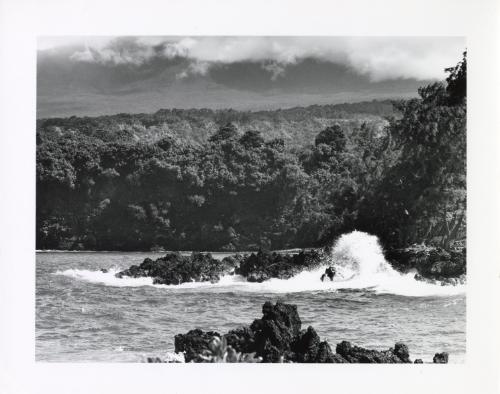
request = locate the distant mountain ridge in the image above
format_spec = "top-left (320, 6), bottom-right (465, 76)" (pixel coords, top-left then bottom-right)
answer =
top-left (37, 45), bottom-right (426, 118)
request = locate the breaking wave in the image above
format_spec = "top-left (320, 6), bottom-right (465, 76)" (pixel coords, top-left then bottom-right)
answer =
top-left (54, 231), bottom-right (465, 297)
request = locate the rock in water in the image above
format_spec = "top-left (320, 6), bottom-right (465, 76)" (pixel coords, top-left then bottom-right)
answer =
top-left (386, 244), bottom-right (466, 281)
top-left (116, 250), bottom-right (322, 284)
top-left (433, 352), bottom-right (449, 363)
top-left (236, 250), bottom-right (322, 282)
top-left (394, 342), bottom-right (411, 362)
top-left (335, 341), bottom-right (411, 363)
top-left (115, 252), bottom-right (238, 285)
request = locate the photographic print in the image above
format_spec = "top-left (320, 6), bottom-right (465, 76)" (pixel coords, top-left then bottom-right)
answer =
top-left (35, 36), bottom-right (467, 364)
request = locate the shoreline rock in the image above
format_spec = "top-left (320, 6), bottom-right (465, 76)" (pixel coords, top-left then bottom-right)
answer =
top-left (115, 249), bottom-right (322, 284)
top-left (235, 249), bottom-right (323, 282)
top-left (115, 252), bottom-right (240, 285)
top-left (386, 244), bottom-right (466, 282)
top-left (114, 243), bottom-right (465, 286)
top-left (168, 301), bottom-right (449, 363)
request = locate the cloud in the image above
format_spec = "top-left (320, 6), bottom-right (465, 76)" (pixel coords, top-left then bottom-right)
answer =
top-left (261, 61), bottom-right (287, 80)
top-left (69, 37), bottom-right (158, 65)
top-left (49, 36), bottom-right (465, 81)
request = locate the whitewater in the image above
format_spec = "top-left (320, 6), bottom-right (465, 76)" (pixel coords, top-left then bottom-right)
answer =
top-left (55, 231), bottom-right (465, 297)
top-left (36, 231), bottom-right (465, 362)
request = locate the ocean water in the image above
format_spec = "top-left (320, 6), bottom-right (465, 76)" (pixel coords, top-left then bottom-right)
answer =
top-left (36, 232), bottom-right (466, 363)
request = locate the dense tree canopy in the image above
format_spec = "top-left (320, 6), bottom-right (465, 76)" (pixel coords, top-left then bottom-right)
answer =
top-left (36, 55), bottom-right (466, 251)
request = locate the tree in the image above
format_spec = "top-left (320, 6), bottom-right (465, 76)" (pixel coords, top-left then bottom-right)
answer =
top-left (445, 51), bottom-right (467, 106)
top-left (208, 123), bottom-right (239, 143)
top-left (357, 54), bottom-right (467, 248)
top-left (314, 124), bottom-right (346, 151)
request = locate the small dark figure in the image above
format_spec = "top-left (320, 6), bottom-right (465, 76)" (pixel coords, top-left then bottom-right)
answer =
top-left (320, 266), bottom-right (336, 282)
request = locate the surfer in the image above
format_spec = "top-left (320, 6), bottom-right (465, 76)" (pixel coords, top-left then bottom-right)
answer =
top-left (321, 266), bottom-right (336, 282)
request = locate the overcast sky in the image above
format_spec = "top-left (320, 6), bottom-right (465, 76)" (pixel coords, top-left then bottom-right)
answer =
top-left (39, 36), bottom-right (464, 81)
top-left (37, 36), bottom-right (465, 117)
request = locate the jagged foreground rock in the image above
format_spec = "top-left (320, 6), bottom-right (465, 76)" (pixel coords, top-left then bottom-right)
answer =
top-left (171, 301), bottom-right (448, 363)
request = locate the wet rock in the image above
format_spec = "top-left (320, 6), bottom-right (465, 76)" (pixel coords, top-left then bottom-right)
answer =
top-left (394, 342), bottom-right (410, 362)
top-left (246, 271), bottom-right (271, 283)
top-left (387, 245), bottom-right (466, 281)
top-left (236, 249), bottom-right (322, 282)
top-left (293, 326), bottom-right (321, 362)
top-left (292, 326), bottom-right (341, 363)
top-left (174, 329), bottom-right (221, 362)
top-left (221, 254), bottom-right (244, 273)
top-left (115, 252), bottom-right (236, 285)
top-left (335, 341), bottom-right (411, 363)
top-left (225, 326), bottom-right (256, 354)
top-left (433, 352), bottom-right (449, 363)
top-left (173, 301), bottom-right (445, 363)
top-left (317, 341), bottom-right (347, 363)
top-left (251, 301), bottom-right (302, 361)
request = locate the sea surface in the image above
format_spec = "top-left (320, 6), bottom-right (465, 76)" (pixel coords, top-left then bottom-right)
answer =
top-left (36, 232), bottom-right (466, 363)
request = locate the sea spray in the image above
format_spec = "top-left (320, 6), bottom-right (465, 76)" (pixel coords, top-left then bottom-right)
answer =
top-left (54, 231), bottom-right (465, 297)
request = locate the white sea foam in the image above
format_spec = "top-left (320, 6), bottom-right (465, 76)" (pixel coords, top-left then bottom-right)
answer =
top-left (54, 231), bottom-right (465, 297)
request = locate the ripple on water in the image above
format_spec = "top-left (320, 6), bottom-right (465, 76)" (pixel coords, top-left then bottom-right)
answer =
top-left (36, 252), bottom-right (466, 362)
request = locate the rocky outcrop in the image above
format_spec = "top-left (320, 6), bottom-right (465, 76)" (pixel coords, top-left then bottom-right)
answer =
top-left (335, 341), bottom-right (410, 363)
top-left (433, 352), bottom-right (449, 363)
top-left (236, 250), bottom-right (323, 283)
top-left (174, 329), bottom-right (222, 362)
top-left (173, 301), bottom-right (447, 363)
top-left (386, 244), bottom-right (466, 282)
top-left (115, 249), bottom-right (322, 285)
top-left (115, 252), bottom-right (240, 285)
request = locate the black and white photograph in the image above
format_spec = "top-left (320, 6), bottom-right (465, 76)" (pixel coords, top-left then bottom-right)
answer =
top-left (35, 35), bottom-right (467, 363)
top-left (0, 1), bottom-right (499, 393)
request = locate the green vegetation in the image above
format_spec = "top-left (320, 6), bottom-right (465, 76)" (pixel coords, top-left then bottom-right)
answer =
top-left (36, 54), bottom-right (466, 251)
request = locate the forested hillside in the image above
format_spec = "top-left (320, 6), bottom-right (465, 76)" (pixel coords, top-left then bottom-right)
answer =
top-left (36, 55), bottom-right (466, 251)
top-left (37, 100), bottom-right (394, 148)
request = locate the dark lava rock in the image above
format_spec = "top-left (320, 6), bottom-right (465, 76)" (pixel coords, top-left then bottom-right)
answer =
top-left (292, 326), bottom-right (340, 363)
top-left (335, 341), bottom-right (411, 363)
top-left (293, 326), bottom-right (321, 362)
top-left (236, 249), bottom-right (323, 282)
top-left (225, 326), bottom-right (256, 354)
top-left (386, 244), bottom-right (466, 280)
top-left (433, 352), bottom-right (449, 363)
top-left (250, 301), bottom-right (302, 361)
top-left (246, 271), bottom-right (271, 283)
top-left (394, 342), bottom-right (411, 362)
top-left (173, 301), bottom-right (447, 363)
top-left (115, 252), bottom-right (236, 285)
top-left (174, 329), bottom-right (221, 362)
top-left (117, 249), bottom-right (323, 285)
top-left (221, 254), bottom-right (244, 272)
